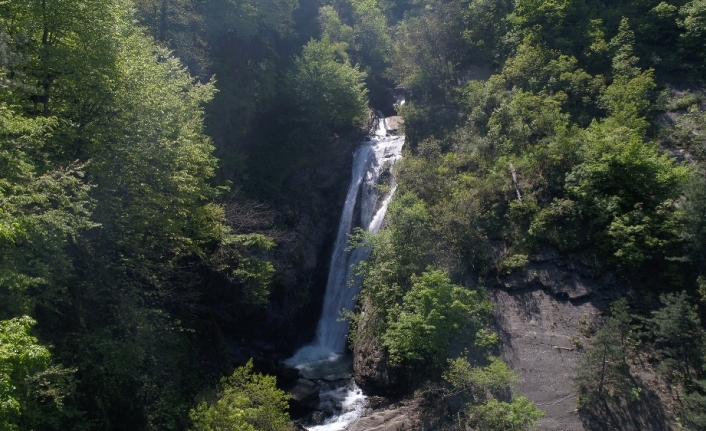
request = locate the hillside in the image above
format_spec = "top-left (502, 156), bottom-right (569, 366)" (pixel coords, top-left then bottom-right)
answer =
top-left (1, 1), bottom-right (706, 430)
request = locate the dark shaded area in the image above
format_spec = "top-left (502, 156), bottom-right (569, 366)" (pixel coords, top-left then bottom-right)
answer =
top-left (579, 383), bottom-right (672, 431)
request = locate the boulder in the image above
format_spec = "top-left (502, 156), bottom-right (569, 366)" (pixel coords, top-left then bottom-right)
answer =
top-left (384, 116), bottom-right (403, 134)
top-left (310, 411), bottom-right (325, 425)
top-left (276, 362), bottom-right (301, 382)
top-left (347, 404), bottom-right (419, 431)
top-left (288, 378), bottom-right (320, 416)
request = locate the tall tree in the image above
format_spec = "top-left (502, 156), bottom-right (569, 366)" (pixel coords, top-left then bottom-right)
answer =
top-left (574, 299), bottom-right (639, 407)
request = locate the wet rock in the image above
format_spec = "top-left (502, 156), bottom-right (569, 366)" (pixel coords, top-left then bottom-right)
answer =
top-left (366, 396), bottom-right (387, 409)
top-left (276, 362), bottom-right (301, 382)
top-left (258, 133), bottom-right (360, 355)
top-left (288, 378), bottom-right (320, 416)
top-left (310, 411), bottom-right (325, 425)
top-left (384, 116), bottom-right (403, 134)
top-left (252, 358), bottom-right (300, 387)
top-left (252, 339), bottom-right (276, 354)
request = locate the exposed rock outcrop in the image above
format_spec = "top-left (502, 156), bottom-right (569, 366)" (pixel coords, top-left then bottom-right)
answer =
top-left (347, 402), bottom-right (420, 431)
top-left (491, 285), bottom-right (601, 430)
top-left (259, 134), bottom-right (361, 354)
top-left (352, 307), bottom-right (403, 395)
top-left (350, 245), bottom-right (676, 430)
top-left (496, 248), bottom-right (597, 300)
top-left (491, 248), bottom-right (676, 431)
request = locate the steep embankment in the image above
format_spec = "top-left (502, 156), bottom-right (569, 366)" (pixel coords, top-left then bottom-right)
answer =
top-left (350, 247), bottom-right (678, 431)
top-left (490, 249), bottom-right (674, 431)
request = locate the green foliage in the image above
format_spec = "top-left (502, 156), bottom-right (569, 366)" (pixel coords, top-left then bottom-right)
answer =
top-left (357, 0), bottom-right (393, 67)
top-left (0, 1), bottom-right (280, 430)
top-left (574, 298), bottom-right (640, 407)
top-left (679, 0), bottom-right (706, 66)
top-left (382, 269), bottom-right (494, 368)
top-left (289, 37), bottom-right (368, 133)
top-left (0, 316), bottom-right (50, 430)
top-left (576, 294), bottom-right (706, 429)
top-left (468, 397), bottom-right (546, 431)
top-left (460, 0), bottom-right (514, 62)
top-left (680, 0), bottom-right (706, 36)
top-left (648, 292), bottom-right (706, 390)
top-left (336, 0), bottom-right (393, 74)
top-left (444, 356), bottom-right (517, 402)
top-left (88, 30), bottom-right (223, 281)
top-left (683, 378), bottom-right (706, 430)
top-left (387, 1), bottom-right (467, 99)
top-left (529, 199), bottom-right (583, 250)
top-left (496, 253), bottom-right (529, 275)
top-left (601, 19), bottom-right (655, 128)
top-left (0, 105), bottom-right (95, 317)
top-left (564, 119), bottom-right (689, 267)
top-left (208, 233), bottom-right (276, 306)
top-left (648, 292), bottom-right (706, 430)
top-left (683, 174), bottom-right (706, 288)
top-left (444, 355), bottom-right (544, 431)
top-left (2, 0), bottom-right (706, 429)
top-left (189, 360), bottom-right (292, 431)
top-left (352, 192), bottom-right (434, 318)
top-left (319, 5), bottom-right (356, 49)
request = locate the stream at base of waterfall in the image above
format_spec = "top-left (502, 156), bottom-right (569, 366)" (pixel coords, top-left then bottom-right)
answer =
top-left (285, 113), bottom-right (404, 430)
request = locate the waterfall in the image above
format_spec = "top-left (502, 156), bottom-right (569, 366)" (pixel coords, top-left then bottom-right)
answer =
top-left (286, 111), bottom-right (404, 430)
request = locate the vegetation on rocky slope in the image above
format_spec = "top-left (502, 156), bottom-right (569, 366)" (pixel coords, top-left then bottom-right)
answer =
top-left (2, 0), bottom-right (706, 430)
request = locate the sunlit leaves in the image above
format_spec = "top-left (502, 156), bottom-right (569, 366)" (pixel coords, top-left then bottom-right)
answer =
top-left (189, 360), bottom-right (292, 431)
top-left (382, 269), bottom-right (493, 368)
top-left (468, 397), bottom-right (546, 431)
top-left (289, 37), bottom-right (368, 132)
top-left (0, 316), bottom-right (51, 430)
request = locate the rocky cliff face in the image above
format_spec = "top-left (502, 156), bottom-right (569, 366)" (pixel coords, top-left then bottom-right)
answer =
top-left (491, 250), bottom-right (675, 431)
top-left (352, 305), bottom-right (402, 395)
top-left (265, 116), bottom-right (403, 354)
top-left (232, 132), bottom-right (362, 356)
top-left (349, 247), bottom-right (675, 430)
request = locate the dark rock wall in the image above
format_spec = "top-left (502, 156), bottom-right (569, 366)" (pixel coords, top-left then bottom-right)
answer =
top-left (266, 135), bottom-right (360, 356)
top-left (352, 304), bottom-right (402, 395)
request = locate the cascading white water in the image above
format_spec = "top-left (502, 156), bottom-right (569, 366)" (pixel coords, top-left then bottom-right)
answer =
top-left (286, 112), bottom-right (404, 430)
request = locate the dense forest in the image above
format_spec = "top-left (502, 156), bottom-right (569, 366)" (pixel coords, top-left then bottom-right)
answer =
top-left (1, 0), bottom-right (706, 430)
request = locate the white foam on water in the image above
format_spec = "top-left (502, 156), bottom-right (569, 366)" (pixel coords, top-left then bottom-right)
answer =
top-left (308, 382), bottom-right (367, 431)
top-left (286, 111), bottom-right (404, 430)
top-left (292, 132), bottom-right (404, 356)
